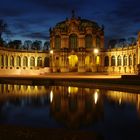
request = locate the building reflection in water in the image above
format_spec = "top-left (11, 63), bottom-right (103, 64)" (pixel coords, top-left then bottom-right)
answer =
top-left (0, 84), bottom-right (140, 129)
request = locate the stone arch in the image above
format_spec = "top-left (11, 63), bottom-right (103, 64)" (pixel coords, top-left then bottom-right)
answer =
top-left (37, 57), bottom-right (42, 67)
top-left (104, 56), bottom-right (109, 66)
top-left (111, 56), bottom-right (115, 66)
top-left (44, 57), bottom-right (50, 67)
top-left (10, 56), bottom-right (14, 67)
top-left (117, 55), bottom-right (121, 66)
top-left (30, 56), bottom-right (35, 67)
top-left (23, 56), bottom-right (28, 67)
top-left (69, 34), bottom-right (78, 49)
top-left (85, 34), bottom-right (92, 48)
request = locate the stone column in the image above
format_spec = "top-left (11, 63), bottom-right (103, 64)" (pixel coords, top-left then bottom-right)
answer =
top-left (78, 53), bottom-right (85, 72)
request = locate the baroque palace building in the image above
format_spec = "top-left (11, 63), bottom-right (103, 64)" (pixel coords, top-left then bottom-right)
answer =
top-left (0, 12), bottom-right (140, 75)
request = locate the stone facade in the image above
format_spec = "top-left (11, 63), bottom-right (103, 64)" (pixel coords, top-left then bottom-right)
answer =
top-left (0, 13), bottom-right (140, 75)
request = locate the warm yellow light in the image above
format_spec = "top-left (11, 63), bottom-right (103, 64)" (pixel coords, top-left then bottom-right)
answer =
top-left (68, 86), bottom-right (78, 94)
top-left (94, 48), bottom-right (99, 54)
top-left (50, 50), bottom-right (53, 54)
top-left (50, 90), bottom-right (53, 103)
top-left (96, 56), bottom-right (100, 65)
top-left (94, 91), bottom-right (98, 104)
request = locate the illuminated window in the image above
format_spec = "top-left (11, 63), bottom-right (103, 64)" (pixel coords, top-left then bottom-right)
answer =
top-left (10, 56), bottom-right (14, 67)
top-left (85, 34), bottom-right (92, 48)
top-left (23, 56), bottom-right (28, 67)
top-left (37, 57), bottom-right (42, 67)
top-left (96, 36), bottom-right (100, 48)
top-left (16, 56), bottom-right (21, 67)
top-left (55, 35), bottom-right (61, 49)
top-left (104, 56), bottom-right (109, 66)
top-left (30, 57), bottom-right (35, 67)
top-left (69, 34), bottom-right (77, 49)
top-left (96, 55), bottom-right (100, 65)
top-left (111, 56), bottom-right (115, 66)
top-left (117, 55), bottom-right (122, 66)
top-left (123, 55), bottom-right (127, 66)
top-left (129, 55), bottom-right (132, 66)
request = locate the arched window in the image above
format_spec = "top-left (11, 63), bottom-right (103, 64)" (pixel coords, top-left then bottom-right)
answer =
top-left (16, 56), bottom-right (21, 67)
top-left (85, 34), bottom-right (92, 48)
top-left (104, 56), bottom-right (109, 66)
top-left (117, 55), bottom-right (122, 66)
top-left (96, 36), bottom-right (100, 48)
top-left (10, 56), bottom-right (14, 67)
top-left (133, 54), bottom-right (136, 66)
top-left (5, 55), bottom-right (8, 67)
top-left (23, 56), bottom-right (28, 67)
top-left (0, 55), bottom-right (4, 67)
top-left (111, 56), bottom-right (115, 66)
top-left (30, 57), bottom-right (35, 67)
top-left (129, 55), bottom-right (132, 66)
top-left (55, 35), bottom-right (61, 49)
top-left (44, 57), bottom-right (50, 67)
top-left (123, 55), bottom-right (127, 66)
top-left (69, 34), bottom-right (77, 49)
top-left (37, 57), bottom-right (42, 67)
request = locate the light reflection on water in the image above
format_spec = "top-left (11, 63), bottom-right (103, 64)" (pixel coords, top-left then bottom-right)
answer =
top-left (0, 84), bottom-right (140, 131)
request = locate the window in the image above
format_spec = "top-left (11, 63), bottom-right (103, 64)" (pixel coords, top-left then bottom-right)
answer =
top-left (117, 56), bottom-right (122, 66)
top-left (55, 35), bottom-right (61, 49)
top-left (69, 34), bottom-right (77, 49)
top-left (30, 57), bottom-right (35, 67)
top-left (111, 56), bottom-right (115, 66)
top-left (10, 56), bottom-right (14, 67)
top-left (5, 55), bottom-right (8, 67)
top-left (37, 57), bottom-right (42, 67)
top-left (104, 56), bottom-right (109, 66)
top-left (133, 54), bottom-right (136, 66)
top-left (96, 36), bottom-right (100, 48)
top-left (123, 55), bottom-right (127, 66)
top-left (23, 56), bottom-right (28, 67)
top-left (0, 55), bottom-right (4, 67)
top-left (85, 34), bottom-right (92, 48)
top-left (16, 56), bottom-right (21, 67)
top-left (129, 55), bottom-right (132, 66)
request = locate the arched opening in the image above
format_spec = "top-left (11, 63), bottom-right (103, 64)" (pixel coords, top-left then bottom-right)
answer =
top-left (23, 56), bottom-right (28, 67)
top-left (96, 36), bottom-right (100, 48)
top-left (44, 57), bottom-right (50, 67)
top-left (37, 57), bottom-right (42, 67)
top-left (133, 54), bottom-right (136, 66)
top-left (85, 34), bottom-right (92, 48)
top-left (68, 55), bottom-right (78, 72)
top-left (111, 56), bottom-right (115, 66)
top-left (104, 56), bottom-right (109, 66)
top-left (16, 56), bottom-right (21, 67)
top-left (129, 55), bottom-right (132, 66)
top-left (117, 55), bottom-right (122, 66)
top-left (30, 57), bottom-right (35, 67)
top-left (10, 56), bottom-right (14, 67)
top-left (0, 55), bottom-right (4, 67)
top-left (96, 55), bottom-right (100, 65)
top-left (55, 35), bottom-right (61, 49)
top-left (69, 34), bottom-right (77, 49)
top-left (5, 55), bottom-right (8, 67)
top-left (123, 55), bottom-right (127, 66)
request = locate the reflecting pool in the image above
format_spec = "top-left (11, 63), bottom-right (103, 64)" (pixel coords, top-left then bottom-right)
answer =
top-left (0, 84), bottom-right (140, 140)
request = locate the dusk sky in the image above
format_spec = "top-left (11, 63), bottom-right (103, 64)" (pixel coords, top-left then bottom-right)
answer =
top-left (0, 0), bottom-right (140, 44)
